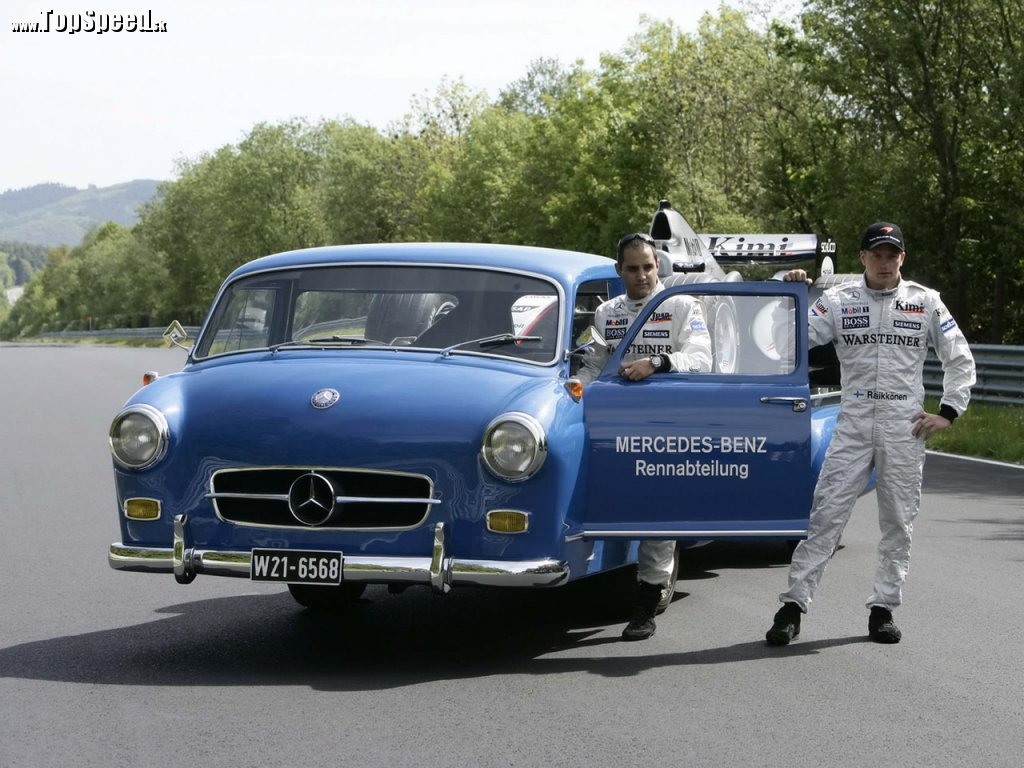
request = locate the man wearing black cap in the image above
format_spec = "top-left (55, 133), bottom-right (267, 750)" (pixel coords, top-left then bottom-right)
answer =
top-left (764, 222), bottom-right (975, 645)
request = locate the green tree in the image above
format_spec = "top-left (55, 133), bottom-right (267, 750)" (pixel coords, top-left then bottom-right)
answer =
top-left (1, 246), bottom-right (67, 337)
top-left (140, 120), bottom-right (329, 321)
top-left (788, 0), bottom-right (1024, 341)
top-left (0, 255), bottom-right (14, 289)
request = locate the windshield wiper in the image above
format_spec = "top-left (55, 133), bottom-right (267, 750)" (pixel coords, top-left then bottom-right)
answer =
top-left (304, 336), bottom-right (387, 345)
top-left (269, 336), bottom-right (387, 354)
top-left (439, 333), bottom-right (541, 358)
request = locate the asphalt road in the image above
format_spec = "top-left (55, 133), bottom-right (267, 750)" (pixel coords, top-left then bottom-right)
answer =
top-left (2, 344), bottom-right (1023, 768)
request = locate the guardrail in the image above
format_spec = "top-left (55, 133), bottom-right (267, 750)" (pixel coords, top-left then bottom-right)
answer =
top-left (25, 328), bottom-right (1024, 405)
top-left (925, 344), bottom-right (1024, 405)
top-left (35, 327), bottom-right (202, 341)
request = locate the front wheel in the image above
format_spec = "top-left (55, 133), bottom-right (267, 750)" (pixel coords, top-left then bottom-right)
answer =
top-left (287, 582), bottom-right (367, 612)
top-left (709, 298), bottom-right (739, 374)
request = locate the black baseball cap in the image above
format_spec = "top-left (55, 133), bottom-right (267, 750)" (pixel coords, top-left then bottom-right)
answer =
top-left (861, 222), bottom-right (905, 251)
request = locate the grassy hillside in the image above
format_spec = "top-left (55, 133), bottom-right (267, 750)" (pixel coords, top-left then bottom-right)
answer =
top-left (0, 180), bottom-right (162, 247)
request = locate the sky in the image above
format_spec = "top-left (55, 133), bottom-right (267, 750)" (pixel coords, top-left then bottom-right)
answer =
top-left (0, 0), bottom-right (771, 192)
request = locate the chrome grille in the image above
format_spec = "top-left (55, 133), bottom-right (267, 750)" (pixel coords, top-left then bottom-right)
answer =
top-left (209, 467), bottom-right (437, 529)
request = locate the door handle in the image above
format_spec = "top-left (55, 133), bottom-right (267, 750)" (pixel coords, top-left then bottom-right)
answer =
top-left (759, 396), bottom-right (807, 413)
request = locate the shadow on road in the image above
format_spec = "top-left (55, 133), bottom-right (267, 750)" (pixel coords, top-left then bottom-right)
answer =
top-left (0, 542), bottom-right (862, 691)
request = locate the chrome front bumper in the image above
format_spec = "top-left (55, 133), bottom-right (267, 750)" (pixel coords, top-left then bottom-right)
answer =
top-left (109, 516), bottom-right (569, 592)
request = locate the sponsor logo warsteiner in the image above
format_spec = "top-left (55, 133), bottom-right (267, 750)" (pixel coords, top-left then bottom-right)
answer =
top-left (842, 316), bottom-right (870, 329)
top-left (893, 319), bottom-right (921, 331)
top-left (627, 343), bottom-right (673, 355)
top-left (840, 333), bottom-right (922, 347)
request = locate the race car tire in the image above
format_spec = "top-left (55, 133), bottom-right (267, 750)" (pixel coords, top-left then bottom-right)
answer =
top-left (661, 272), bottom-right (739, 374)
top-left (708, 297), bottom-right (739, 374)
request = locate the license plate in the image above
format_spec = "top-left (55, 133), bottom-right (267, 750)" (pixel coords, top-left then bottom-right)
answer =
top-left (250, 548), bottom-right (343, 585)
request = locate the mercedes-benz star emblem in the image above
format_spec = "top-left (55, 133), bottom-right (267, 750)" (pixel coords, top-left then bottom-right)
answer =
top-left (310, 388), bottom-right (340, 409)
top-left (288, 472), bottom-right (337, 526)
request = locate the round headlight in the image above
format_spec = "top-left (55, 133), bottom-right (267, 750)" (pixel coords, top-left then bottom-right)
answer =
top-left (481, 412), bottom-right (547, 481)
top-left (109, 405), bottom-right (169, 470)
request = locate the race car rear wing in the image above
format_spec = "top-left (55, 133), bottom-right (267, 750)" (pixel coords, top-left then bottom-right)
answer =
top-left (646, 200), bottom-right (852, 389)
top-left (700, 233), bottom-right (837, 275)
top-left (648, 199), bottom-right (838, 280)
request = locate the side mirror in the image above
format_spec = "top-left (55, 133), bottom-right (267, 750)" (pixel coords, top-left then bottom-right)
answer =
top-left (587, 325), bottom-right (607, 349)
top-left (162, 320), bottom-right (191, 351)
top-left (566, 325), bottom-right (606, 361)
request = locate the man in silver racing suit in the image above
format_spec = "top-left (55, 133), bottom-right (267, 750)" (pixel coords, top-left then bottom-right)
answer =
top-left (766, 221), bottom-right (975, 645)
top-left (577, 232), bottom-right (712, 640)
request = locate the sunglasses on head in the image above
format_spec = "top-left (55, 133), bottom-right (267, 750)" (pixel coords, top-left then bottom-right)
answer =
top-left (616, 232), bottom-right (656, 259)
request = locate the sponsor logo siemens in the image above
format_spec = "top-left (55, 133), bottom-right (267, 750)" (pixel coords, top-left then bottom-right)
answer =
top-left (643, 330), bottom-right (670, 338)
top-left (893, 319), bottom-right (921, 331)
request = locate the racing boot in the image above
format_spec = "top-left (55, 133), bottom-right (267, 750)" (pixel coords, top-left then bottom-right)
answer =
top-left (621, 581), bottom-right (663, 641)
top-left (765, 601), bottom-right (802, 646)
top-left (868, 606), bottom-right (902, 644)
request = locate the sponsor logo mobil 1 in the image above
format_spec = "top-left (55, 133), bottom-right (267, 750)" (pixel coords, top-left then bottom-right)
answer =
top-left (840, 305), bottom-right (869, 316)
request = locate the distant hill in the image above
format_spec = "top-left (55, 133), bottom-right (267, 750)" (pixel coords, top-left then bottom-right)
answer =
top-left (0, 180), bottom-right (163, 247)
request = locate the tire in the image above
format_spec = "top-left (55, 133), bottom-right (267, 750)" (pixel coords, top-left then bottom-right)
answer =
top-left (708, 297), bottom-right (739, 374)
top-left (287, 582), bottom-right (367, 612)
top-left (661, 272), bottom-right (739, 375)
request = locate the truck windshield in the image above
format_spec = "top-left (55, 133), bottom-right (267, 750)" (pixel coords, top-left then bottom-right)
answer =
top-left (193, 264), bottom-right (561, 365)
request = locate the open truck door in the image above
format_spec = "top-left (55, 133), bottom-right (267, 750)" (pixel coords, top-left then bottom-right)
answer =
top-left (581, 281), bottom-right (813, 540)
